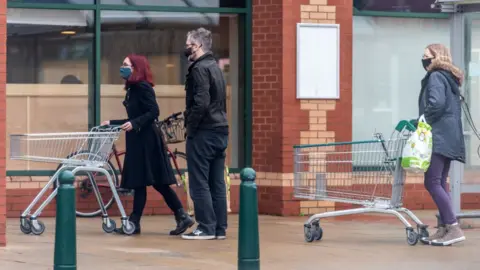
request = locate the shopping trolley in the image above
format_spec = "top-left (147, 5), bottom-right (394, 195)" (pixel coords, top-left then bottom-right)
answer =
top-left (294, 120), bottom-right (429, 246)
top-left (9, 126), bottom-right (137, 235)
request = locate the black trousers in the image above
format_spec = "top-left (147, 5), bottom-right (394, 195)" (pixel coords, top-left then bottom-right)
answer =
top-left (186, 127), bottom-right (229, 235)
top-left (131, 184), bottom-right (183, 222)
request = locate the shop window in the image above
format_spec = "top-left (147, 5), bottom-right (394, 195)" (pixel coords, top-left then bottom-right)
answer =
top-left (352, 16), bottom-right (450, 142)
top-left (354, 0), bottom-right (441, 13)
top-left (100, 0), bottom-right (246, 8)
top-left (8, 0), bottom-right (95, 4)
top-left (100, 12), bottom-right (245, 168)
top-left (6, 8), bottom-right (94, 171)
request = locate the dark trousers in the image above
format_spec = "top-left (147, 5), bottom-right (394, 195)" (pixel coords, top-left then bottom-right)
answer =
top-left (131, 184), bottom-right (183, 222)
top-left (186, 128), bottom-right (229, 235)
top-left (424, 153), bottom-right (457, 225)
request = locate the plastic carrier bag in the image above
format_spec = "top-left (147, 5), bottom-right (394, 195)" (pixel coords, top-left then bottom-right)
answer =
top-left (401, 115), bottom-right (433, 173)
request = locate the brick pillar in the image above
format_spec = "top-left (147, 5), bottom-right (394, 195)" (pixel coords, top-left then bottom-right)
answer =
top-left (252, 0), bottom-right (352, 216)
top-left (0, 0), bottom-right (7, 246)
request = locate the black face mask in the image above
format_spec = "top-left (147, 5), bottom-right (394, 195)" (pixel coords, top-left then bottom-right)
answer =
top-left (422, 58), bottom-right (432, 71)
top-left (184, 47), bottom-right (193, 58)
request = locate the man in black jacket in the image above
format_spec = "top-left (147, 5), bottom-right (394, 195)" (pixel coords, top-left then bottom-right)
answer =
top-left (182, 27), bottom-right (229, 240)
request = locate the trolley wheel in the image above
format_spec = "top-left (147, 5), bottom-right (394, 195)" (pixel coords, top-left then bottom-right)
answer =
top-left (406, 228), bottom-right (419, 246)
top-left (31, 220), bottom-right (46, 236)
top-left (304, 223), bottom-right (322, 243)
top-left (102, 219), bottom-right (116, 233)
top-left (313, 223), bottom-right (323, 241)
top-left (419, 227), bottom-right (429, 239)
top-left (52, 153), bottom-right (119, 218)
top-left (122, 221), bottom-right (136, 235)
top-left (20, 218), bottom-right (32, 234)
top-left (304, 226), bottom-right (314, 243)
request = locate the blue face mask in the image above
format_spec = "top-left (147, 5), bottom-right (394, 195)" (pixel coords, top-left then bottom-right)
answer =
top-left (120, 66), bottom-right (132, 80)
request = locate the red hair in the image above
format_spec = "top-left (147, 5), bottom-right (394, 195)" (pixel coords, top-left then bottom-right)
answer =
top-left (126, 54), bottom-right (155, 87)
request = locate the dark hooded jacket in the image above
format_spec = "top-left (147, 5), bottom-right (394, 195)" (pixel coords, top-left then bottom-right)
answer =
top-left (418, 69), bottom-right (465, 163)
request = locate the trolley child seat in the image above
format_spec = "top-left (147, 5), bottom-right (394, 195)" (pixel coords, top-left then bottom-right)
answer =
top-left (9, 125), bottom-right (136, 235)
top-left (294, 120), bottom-right (429, 246)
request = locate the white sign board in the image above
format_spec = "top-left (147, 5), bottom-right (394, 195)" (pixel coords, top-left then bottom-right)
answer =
top-left (296, 23), bottom-right (340, 99)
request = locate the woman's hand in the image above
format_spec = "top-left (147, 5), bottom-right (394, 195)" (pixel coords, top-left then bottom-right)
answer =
top-left (101, 120), bottom-right (110, 126)
top-left (121, 121), bottom-right (133, 131)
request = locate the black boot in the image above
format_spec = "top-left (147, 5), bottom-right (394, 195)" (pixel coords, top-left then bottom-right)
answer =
top-left (115, 215), bottom-right (141, 235)
top-left (169, 208), bottom-right (194, 236)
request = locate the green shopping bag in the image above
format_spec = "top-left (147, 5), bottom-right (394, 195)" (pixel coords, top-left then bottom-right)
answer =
top-left (401, 115), bottom-right (433, 172)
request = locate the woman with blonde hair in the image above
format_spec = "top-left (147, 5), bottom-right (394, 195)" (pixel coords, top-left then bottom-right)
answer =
top-left (419, 44), bottom-right (466, 246)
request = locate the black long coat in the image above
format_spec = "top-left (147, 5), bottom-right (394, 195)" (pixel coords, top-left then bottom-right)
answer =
top-left (418, 70), bottom-right (466, 163)
top-left (110, 81), bottom-right (176, 189)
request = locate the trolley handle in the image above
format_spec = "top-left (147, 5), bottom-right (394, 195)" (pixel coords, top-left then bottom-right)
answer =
top-left (96, 125), bottom-right (123, 132)
top-left (99, 124), bottom-right (122, 129)
top-left (394, 120), bottom-right (416, 133)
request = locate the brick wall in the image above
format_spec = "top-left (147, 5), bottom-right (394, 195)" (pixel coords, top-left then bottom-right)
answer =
top-left (297, 0), bottom-right (353, 215)
top-left (251, 0), bottom-right (354, 216)
top-left (251, 0), bottom-right (283, 173)
top-left (0, 0), bottom-right (6, 247)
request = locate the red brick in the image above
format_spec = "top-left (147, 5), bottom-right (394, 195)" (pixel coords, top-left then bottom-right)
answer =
top-left (250, 0), bottom-right (354, 214)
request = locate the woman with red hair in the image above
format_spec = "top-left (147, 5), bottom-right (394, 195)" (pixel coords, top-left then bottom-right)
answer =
top-left (102, 54), bottom-right (194, 235)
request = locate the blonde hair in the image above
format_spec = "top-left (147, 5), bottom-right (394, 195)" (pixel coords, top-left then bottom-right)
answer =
top-left (426, 43), bottom-right (464, 86)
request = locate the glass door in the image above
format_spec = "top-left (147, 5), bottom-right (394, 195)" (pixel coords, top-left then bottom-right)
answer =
top-left (464, 14), bottom-right (480, 170)
top-left (458, 13), bottom-right (480, 213)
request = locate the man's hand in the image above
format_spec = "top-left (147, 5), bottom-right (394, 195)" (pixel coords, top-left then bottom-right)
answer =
top-left (101, 120), bottom-right (110, 126)
top-left (121, 121), bottom-right (133, 131)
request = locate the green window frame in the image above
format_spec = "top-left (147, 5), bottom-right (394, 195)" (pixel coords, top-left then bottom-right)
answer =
top-left (6, 0), bottom-right (252, 176)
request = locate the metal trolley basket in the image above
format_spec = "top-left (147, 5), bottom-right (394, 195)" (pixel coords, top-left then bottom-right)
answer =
top-left (294, 120), bottom-right (429, 246)
top-left (10, 126), bottom-right (137, 235)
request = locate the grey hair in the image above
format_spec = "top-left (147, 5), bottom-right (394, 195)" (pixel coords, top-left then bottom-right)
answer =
top-left (187, 27), bottom-right (212, 52)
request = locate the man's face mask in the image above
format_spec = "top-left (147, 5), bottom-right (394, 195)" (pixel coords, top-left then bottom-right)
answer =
top-left (184, 43), bottom-right (202, 60)
top-left (184, 47), bottom-right (194, 58)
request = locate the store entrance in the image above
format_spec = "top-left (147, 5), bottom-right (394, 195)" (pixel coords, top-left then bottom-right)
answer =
top-left (438, 0), bottom-right (480, 222)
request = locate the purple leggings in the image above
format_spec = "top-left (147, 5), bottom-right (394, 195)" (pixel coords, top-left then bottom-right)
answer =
top-left (424, 153), bottom-right (457, 225)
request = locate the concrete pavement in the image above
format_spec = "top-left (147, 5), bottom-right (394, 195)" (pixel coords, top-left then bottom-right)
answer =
top-left (0, 211), bottom-right (479, 269)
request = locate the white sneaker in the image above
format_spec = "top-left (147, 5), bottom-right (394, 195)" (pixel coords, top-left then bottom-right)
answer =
top-left (431, 224), bottom-right (466, 246)
top-left (181, 229), bottom-right (216, 240)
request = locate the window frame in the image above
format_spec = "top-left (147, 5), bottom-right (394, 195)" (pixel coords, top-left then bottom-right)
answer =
top-left (353, 8), bottom-right (450, 19)
top-left (6, 0), bottom-right (252, 176)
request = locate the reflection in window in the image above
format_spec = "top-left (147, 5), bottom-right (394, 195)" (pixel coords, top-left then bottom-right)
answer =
top-left (7, 8), bottom-right (94, 84)
top-left (352, 16), bottom-right (450, 142)
top-left (8, 0), bottom-right (94, 4)
top-left (100, 12), bottom-right (245, 167)
top-left (100, 0), bottom-right (246, 8)
top-left (6, 8), bottom-right (94, 171)
top-left (354, 0), bottom-right (441, 13)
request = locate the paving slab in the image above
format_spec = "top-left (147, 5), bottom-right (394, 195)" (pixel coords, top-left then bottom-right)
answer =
top-left (0, 211), bottom-right (479, 270)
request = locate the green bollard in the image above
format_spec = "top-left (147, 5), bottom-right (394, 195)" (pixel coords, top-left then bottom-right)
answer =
top-left (54, 170), bottom-right (77, 270)
top-left (238, 167), bottom-right (260, 270)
